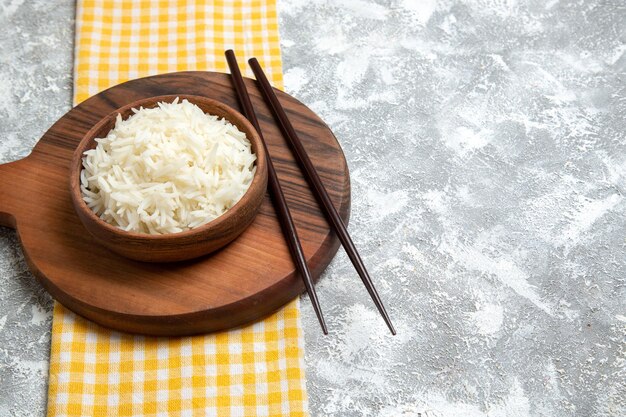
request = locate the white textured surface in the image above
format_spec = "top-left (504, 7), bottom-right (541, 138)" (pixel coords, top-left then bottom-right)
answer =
top-left (279, 0), bottom-right (626, 416)
top-left (0, 1), bottom-right (73, 416)
top-left (1, 0), bottom-right (625, 416)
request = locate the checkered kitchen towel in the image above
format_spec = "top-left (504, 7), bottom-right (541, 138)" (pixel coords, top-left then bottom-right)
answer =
top-left (47, 1), bottom-right (308, 416)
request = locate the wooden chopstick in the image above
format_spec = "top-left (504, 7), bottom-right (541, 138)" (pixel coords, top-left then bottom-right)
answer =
top-left (248, 58), bottom-right (396, 335)
top-left (225, 50), bottom-right (328, 335)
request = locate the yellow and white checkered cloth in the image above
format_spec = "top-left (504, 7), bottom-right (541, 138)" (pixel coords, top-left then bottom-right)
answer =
top-left (47, 1), bottom-right (309, 416)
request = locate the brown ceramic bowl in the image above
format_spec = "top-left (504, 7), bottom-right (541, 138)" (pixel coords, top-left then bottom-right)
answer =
top-left (69, 95), bottom-right (268, 262)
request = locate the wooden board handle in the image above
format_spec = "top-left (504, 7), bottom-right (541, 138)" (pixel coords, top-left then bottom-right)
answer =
top-left (0, 158), bottom-right (28, 229)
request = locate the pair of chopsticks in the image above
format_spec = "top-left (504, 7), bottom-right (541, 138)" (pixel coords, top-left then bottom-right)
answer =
top-left (225, 50), bottom-right (395, 335)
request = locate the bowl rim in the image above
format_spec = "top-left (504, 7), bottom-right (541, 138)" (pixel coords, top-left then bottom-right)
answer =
top-left (69, 94), bottom-right (268, 241)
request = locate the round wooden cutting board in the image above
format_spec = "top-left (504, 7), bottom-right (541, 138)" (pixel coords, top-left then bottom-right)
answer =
top-left (0, 72), bottom-right (350, 336)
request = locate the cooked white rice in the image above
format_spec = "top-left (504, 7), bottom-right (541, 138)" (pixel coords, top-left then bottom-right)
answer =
top-left (80, 98), bottom-right (257, 235)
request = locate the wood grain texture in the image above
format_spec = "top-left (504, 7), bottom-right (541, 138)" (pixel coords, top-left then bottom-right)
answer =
top-left (0, 72), bottom-right (350, 336)
top-left (69, 94), bottom-right (269, 262)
